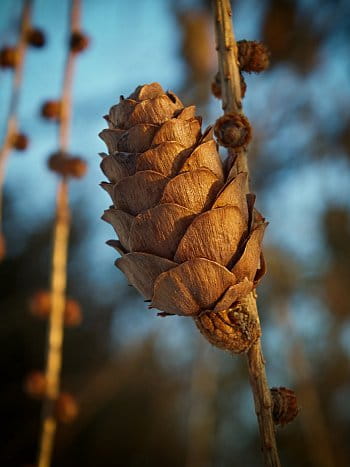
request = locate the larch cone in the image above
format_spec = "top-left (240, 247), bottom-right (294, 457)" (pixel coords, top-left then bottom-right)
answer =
top-left (99, 83), bottom-right (267, 353)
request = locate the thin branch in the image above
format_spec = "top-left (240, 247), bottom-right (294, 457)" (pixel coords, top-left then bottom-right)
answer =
top-left (37, 1), bottom-right (81, 466)
top-left (0, 0), bottom-right (32, 236)
top-left (214, 1), bottom-right (281, 466)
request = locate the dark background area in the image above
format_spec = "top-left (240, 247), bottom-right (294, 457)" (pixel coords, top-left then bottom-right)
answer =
top-left (1, 0), bottom-right (350, 466)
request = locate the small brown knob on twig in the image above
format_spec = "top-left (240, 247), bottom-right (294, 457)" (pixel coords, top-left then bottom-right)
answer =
top-left (271, 386), bottom-right (299, 426)
top-left (47, 152), bottom-right (88, 178)
top-left (41, 100), bottom-right (62, 120)
top-left (238, 40), bottom-right (270, 73)
top-left (55, 392), bottom-right (79, 423)
top-left (29, 290), bottom-right (83, 326)
top-left (11, 132), bottom-right (29, 151)
top-left (64, 299), bottom-right (83, 327)
top-left (24, 371), bottom-right (47, 399)
top-left (26, 28), bottom-right (46, 48)
top-left (0, 46), bottom-right (18, 68)
top-left (214, 113), bottom-right (252, 149)
top-left (29, 290), bottom-right (51, 318)
top-left (70, 31), bottom-right (90, 53)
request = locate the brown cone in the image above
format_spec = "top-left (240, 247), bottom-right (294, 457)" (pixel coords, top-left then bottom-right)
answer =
top-left (100, 83), bottom-right (267, 318)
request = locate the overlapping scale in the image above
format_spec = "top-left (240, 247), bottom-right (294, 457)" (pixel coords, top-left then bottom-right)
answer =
top-left (174, 206), bottom-right (247, 266)
top-left (151, 258), bottom-right (237, 316)
top-left (160, 168), bottom-right (222, 213)
top-left (116, 252), bottom-right (177, 300)
top-left (128, 204), bottom-right (196, 260)
top-left (113, 171), bottom-right (168, 215)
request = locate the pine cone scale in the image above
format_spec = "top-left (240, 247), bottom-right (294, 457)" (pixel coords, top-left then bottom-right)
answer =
top-left (112, 170), bottom-right (169, 215)
top-left (232, 223), bottom-right (267, 282)
top-left (128, 204), bottom-right (196, 260)
top-left (174, 205), bottom-right (247, 266)
top-left (116, 252), bottom-right (177, 300)
top-left (160, 168), bottom-right (223, 213)
top-left (100, 151), bottom-right (138, 183)
top-left (136, 142), bottom-right (189, 177)
top-left (102, 209), bottom-right (134, 252)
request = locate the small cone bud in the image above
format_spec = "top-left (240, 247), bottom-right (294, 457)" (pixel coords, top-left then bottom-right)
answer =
top-left (27, 28), bottom-right (46, 48)
top-left (64, 299), bottom-right (82, 327)
top-left (29, 290), bottom-right (51, 318)
top-left (0, 46), bottom-right (18, 68)
top-left (195, 304), bottom-right (261, 353)
top-left (65, 157), bottom-right (88, 178)
top-left (24, 371), bottom-right (46, 398)
top-left (48, 152), bottom-right (87, 178)
top-left (271, 386), bottom-right (298, 426)
top-left (55, 392), bottom-right (79, 423)
top-left (70, 31), bottom-right (89, 53)
top-left (214, 113), bottom-right (252, 149)
top-left (237, 40), bottom-right (270, 73)
top-left (41, 100), bottom-right (62, 120)
top-left (11, 132), bottom-right (29, 151)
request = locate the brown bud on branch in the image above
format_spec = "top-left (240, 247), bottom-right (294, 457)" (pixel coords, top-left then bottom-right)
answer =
top-left (41, 100), bottom-right (62, 120)
top-left (48, 152), bottom-right (87, 178)
top-left (237, 40), bottom-right (270, 73)
top-left (0, 46), bottom-right (18, 68)
top-left (55, 392), bottom-right (79, 423)
top-left (70, 31), bottom-right (89, 53)
top-left (26, 28), bottom-right (46, 48)
top-left (214, 113), bottom-right (252, 149)
top-left (29, 290), bottom-right (83, 326)
top-left (11, 132), bottom-right (29, 151)
top-left (195, 302), bottom-right (261, 353)
top-left (24, 371), bottom-right (47, 399)
top-left (271, 386), bottom-right (299, 426)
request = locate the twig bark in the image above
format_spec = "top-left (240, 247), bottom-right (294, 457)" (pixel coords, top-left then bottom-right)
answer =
top-left (213, 1), bottom-right (281, 466)
top-left (0, 0), bottom-right (32, 236)
top-left (37, 1), bottom-right (81, 466)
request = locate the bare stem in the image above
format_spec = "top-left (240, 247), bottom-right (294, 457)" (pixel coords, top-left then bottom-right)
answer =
top-left (0, 0), bottom-right (32, 235)
top-left (37, 1), bottom-right (81, 466)
top-left (214, 1), bottom-right (281, 465)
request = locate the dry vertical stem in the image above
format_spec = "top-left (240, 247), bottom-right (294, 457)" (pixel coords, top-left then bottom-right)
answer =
top-left (0, 0), bottom-right (32, 241)
top-left (37, 1), bottom-right (83, 466)
top-left (214, 1), bottom-right (281, 466)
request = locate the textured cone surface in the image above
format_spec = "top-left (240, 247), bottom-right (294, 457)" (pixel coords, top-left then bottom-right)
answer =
top-left (195, 303), bottom-right (261, 353)
top-left (100, 83), bottom-right (267, 318)
top-left (271, 387), bottom-right (299, 426)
